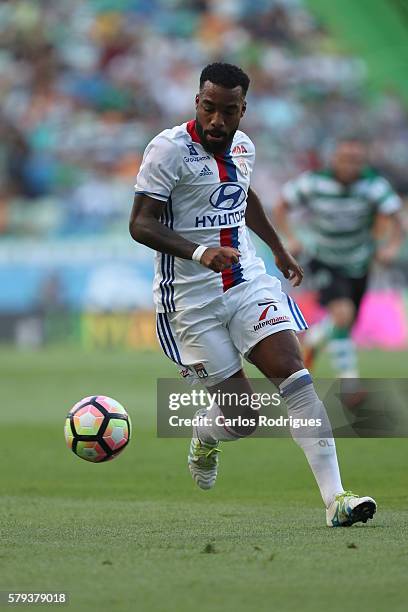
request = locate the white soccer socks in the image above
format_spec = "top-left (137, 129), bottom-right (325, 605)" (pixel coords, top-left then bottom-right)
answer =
top-left (195, 401), bottom-right (245, 444)
top-left (328, 334), bottom-right (359, 378)
top-left (279, 369), bottom-right (344, 507)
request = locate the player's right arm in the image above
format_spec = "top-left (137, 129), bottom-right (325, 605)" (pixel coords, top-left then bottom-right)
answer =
top-left (129, 134), bottom-right (239, 273)
top-left (129, 194), bottom-right (239, 272)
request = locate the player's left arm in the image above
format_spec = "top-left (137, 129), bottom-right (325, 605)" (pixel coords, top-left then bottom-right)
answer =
top-left (372, 179), bottom-right (405, 265)
top-left (374, 211), bottom-right (405, 265)
top-left (245, 186), bottom-right (304, 286)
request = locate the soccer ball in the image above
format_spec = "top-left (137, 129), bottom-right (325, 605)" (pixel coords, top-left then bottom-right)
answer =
top-left (64, 396), bottom-right (131, 462)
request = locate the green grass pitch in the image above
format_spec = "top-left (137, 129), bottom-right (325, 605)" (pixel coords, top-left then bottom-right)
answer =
top-left (1, 346), bottom-right (407, 611)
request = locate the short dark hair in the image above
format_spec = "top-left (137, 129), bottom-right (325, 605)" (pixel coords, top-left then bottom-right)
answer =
top-left (200, 62), bottom-right (250, 96)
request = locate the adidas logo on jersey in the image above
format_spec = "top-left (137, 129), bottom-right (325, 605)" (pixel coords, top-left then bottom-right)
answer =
top-left (199, 165), bottom-right (213, 176)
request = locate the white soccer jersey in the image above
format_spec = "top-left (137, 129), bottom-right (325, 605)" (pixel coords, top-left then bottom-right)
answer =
top-left (135, 120), bottom-right (266, 312)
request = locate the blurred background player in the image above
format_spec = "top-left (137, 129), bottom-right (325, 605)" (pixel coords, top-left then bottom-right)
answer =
top-left (275, 138), bottom-right (404, 382)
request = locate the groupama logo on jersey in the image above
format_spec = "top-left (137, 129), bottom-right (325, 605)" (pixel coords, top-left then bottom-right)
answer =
top-left (210, 184), bottom-right (246, 210)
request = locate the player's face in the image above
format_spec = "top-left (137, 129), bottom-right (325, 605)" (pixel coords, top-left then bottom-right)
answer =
top-left (332, 141), bottom-right (366, 184)
top-left (195, 82), bottom-right (246, 154)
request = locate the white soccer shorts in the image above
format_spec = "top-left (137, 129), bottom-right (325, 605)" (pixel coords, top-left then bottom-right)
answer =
top-left (156, 273), bottom-right (308, 387)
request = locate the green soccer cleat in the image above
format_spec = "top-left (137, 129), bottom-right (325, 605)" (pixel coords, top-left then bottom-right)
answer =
top-left (188, 410), bottom-right (221, 490)
top-left (326, 491), bottom-right (377, 527)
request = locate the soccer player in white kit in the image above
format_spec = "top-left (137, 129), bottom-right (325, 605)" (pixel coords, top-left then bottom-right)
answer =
top-left (130, 63), bottom-right (376, 526)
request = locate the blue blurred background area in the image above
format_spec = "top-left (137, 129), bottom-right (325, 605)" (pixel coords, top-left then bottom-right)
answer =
top-left (0, 0), bottom-right (407, 349)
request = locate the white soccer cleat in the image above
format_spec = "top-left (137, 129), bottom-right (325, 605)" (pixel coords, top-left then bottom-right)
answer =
top-left (326, 491), bottom-right (377, 527)
top-left (188, 410), bottom-right (220, 490)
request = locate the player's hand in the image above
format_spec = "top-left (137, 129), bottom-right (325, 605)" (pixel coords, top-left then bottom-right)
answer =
top-left (200, 247), bottom-right (240, 273)
top-left (274, 247), bottom-right (304, 287)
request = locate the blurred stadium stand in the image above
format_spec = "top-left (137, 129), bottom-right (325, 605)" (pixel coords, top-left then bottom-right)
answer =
top-left (0, 0), bottom-right (407, 349)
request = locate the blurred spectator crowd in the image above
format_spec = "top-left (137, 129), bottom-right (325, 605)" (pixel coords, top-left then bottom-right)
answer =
top-left (1, 0), bottom-right (408, 238)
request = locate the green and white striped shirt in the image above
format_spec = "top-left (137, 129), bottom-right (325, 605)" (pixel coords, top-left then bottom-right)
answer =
top-left (282, 168), bottom-right (401, 277)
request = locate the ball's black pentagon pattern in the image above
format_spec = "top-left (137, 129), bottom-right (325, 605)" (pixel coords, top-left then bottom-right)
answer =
top-left (65, 396), bottom-right (131, 462)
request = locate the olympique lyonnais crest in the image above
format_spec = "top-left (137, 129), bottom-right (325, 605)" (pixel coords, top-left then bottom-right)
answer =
top-left (238, 158), bottom-right (248, 175)
top-left (193, 363), bottom-right (209, 378)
